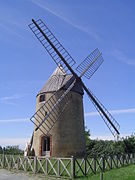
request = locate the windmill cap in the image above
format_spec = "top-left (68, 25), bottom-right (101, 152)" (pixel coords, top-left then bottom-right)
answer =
top-left (37, 65), bottom-right (83, 96)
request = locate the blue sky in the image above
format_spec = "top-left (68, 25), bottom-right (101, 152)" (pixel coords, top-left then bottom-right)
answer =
top-left (0, 0), bottom-right (135, 149)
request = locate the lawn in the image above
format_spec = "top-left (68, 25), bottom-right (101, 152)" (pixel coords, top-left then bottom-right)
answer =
top-left (77, 164), bottom-right (135, 180)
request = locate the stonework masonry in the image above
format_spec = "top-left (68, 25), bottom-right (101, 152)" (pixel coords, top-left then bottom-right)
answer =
top-left (32, 90), bottom-right (86, 157)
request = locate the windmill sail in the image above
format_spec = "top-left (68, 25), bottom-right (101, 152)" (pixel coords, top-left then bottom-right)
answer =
top-left (28, 19), bottom-right (76, 74)
top-left (29, 18), bottom-right (120, 138)
top-left (85, 87), bottom-right (120, 137)
top-left (76, 48), bottom-right (104, 79)
top-left (30, 78), bottom-right (76, 135)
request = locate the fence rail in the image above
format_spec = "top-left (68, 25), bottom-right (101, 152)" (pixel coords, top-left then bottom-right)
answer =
top-left (74, 154), bottom-right (135, 177)
top-left (0, 154), bottom-right (135, 179)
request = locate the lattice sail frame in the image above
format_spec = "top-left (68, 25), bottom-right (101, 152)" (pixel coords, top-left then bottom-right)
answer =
top-left (30, 78), bottom-right (76, 135)
top-left (29, 18), bottom-right (120, 138)
top-left (76, 48), bottom-right (103, 79)
top-left (29, 19), bottom-right (76, 74)
top-left (87, 89), bottom-right (120, 137)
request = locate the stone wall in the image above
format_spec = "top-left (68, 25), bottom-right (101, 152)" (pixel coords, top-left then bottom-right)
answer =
top-left (32, 90), bottom-right (86, 157)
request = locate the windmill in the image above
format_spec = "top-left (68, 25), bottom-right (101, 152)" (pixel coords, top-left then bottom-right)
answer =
top-left (28, 19), bottom-right (120, 157)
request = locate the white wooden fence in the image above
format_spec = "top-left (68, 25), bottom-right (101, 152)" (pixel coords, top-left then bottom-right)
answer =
top-left (0, 154), bottom-right (135, 179)
top-left (0, 154), bottom-right (73, 178)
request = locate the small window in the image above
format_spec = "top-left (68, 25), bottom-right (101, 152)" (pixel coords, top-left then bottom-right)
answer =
top-left (43, 139), bottom-right (47, 151)
top-left (43, 137), bottom-right (50, 152)
top-left (39, 94), bottom-right (45, 102)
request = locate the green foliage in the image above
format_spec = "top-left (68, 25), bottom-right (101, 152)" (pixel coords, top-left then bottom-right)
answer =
top-left (85, 128), bottom-right (135, 156)
top-left (0, 146), bottom-right (2, 154)
top-left (123, 135), bottom-right (135, 153)
top-left (3, 146), bottom-right (24, 155)
top-left (85, 127), bottom-right (91, 147)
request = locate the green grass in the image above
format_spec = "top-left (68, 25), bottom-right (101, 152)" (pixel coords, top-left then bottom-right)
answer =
top-left (7, 164), bottom-right (135, 180)
top-left (77, 164), bottom-right (135, 180)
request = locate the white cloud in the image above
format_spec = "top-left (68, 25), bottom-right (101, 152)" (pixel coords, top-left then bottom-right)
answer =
top-left (111, 49), bottom-right (135, 66)
top-left (85, 107), bottom-right (135, 117)
top-left (1, 107), bottom-right (135, 123)
top-left (91, 133), bottom-right (130, 141)
top-left (91, 135), bottom-right (114, 140)
top-left (0, 94), bottom-right (27, 106)
top-left (31, 0), bottom-right (102, 42)
top-left (0, 137), bottom-right (30, 150)
top-left (110, 108), bottom-right (135, 115)
top-left (85, 111), bottom-right (99, 117)
top-left (0, 118), bottom-right (29, 123)
top-left (0, 94), bottom-right (24, 101)
top-left (0, 17), bottom-right (26, 40)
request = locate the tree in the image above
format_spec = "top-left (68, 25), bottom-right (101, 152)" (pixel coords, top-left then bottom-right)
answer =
top-left (85, 128), bottom-right (135, 156)
top-left (85, 127), bottom-right (91, 147)
top-left (0, 146), bottom-right (2, 154)
top-left (123, 135), bottom-right (135, 153)
top-left (4, 146), bottom-right (23, 155)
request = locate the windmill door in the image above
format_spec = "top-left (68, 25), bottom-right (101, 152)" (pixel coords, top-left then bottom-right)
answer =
top-left (41, 136), bottom-right (50, 157)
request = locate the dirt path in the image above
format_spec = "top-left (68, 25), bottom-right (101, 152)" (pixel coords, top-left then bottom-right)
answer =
top-left (0, 169), bottom-right (57, 180)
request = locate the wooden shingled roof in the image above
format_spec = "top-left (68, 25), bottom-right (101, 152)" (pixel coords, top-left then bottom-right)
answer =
top-left (37, 65), bottom-right (83, 96)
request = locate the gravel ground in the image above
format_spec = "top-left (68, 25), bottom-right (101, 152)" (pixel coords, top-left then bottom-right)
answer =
top-left (0, 169), bottom-right (58, 180)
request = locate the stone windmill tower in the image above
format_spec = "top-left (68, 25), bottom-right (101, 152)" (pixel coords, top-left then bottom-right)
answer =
top-left (29, 19), bottom-right (120, 157)
top-left (32, 66), bottom-right (85, 157)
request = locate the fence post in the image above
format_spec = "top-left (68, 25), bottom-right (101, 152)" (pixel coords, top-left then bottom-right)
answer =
top-left (2, 147), bottom-right (5, 168)
top-left (126, 154), bottom-right (128, 164)
top-left (100, 170), bottom-right (103, 180)
top-left (57, 158), bottom-right (60, 177)
top-left (130, 154), bottom-right (132, 164)
top-left (46, 158), bottom-right (48, 175)
top-left (25, 157), bottom-right (28, 172)
top-left (10, 155), bottom-right (12, 169)
top-left (128, 154), bottom-right (130, 164)
top-left (102, 156), bottom-right (105, 171)
top-left (134, 153), bottom-right (135, 164)
top-left (84, 155), bottom-right (87, 176)
top-left (132, 153), bottom-right (134, 164)
top-left (110, 155), bottom-right (112, 169)
top-left (94, 155), bottom-right (97, 174)
top-left (71, 156), bottom-right (75, 179)
top-left (34, 156), bottom-right (37, 174)
top-left (122, 154), bottom-right (124, 166)
top-left (116, 154), bottom-right (119, 167)
top-left (17, 156), bottom-right (20, 170)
